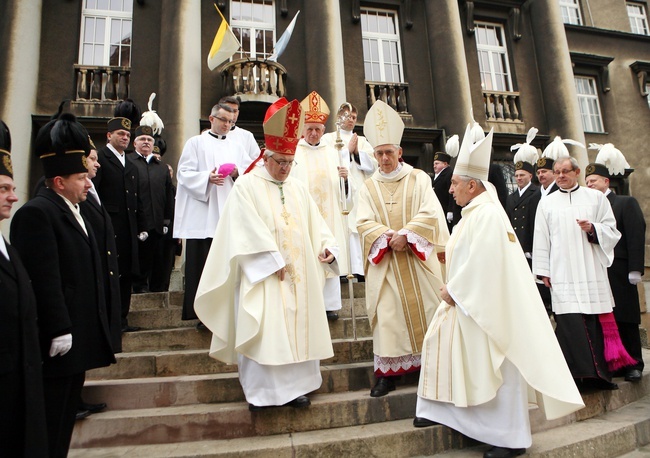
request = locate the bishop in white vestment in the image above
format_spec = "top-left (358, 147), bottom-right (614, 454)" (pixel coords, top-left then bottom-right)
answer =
top-left (194, 99), bottom-right (338, 409)
top-left (416, 126), bottom-right (584, 458)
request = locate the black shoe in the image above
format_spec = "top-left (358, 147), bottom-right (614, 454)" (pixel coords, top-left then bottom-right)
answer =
top-left (284, 395), bottom-right (311, 408)
top-left (76, 409), bottom-right (91, 421)
top-left (370, 377), bottom-right (396, 397)
top-left (121, 325), bottom-right (141, 333)
top-left (326, 311), bottom-right (339, 321)
top-left (413, 416), bottom-right (437, 428)
top-left (132, 286), bottom-right (150, 294)
top-left (79, 402), bottom-right (107, 414)
top-left (483, 446), bottom-right (526, 458)
top-left (248, 403), bottom-right (269, 412)
top-left (355, 274), bottom-right (365, 282)
top-left (196, 322), bottom-right (208, 331)
top-left (624, 369), bottom-right (643, 382)
top-left (340, 276), bottom-right (348, 284)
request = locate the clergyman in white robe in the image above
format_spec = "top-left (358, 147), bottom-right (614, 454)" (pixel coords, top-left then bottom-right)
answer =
top-left (194, 166), bottom-right (338, 407)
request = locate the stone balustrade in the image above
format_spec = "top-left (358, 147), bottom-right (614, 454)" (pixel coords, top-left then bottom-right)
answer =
top-left (220, 58), bottom-right (287, 101)
top-left (483, 90), bottom-right (522, 122)
top-left (74, 65), bottom-right (130, 102)
top-left (366, 81), bottom-right (409, 113)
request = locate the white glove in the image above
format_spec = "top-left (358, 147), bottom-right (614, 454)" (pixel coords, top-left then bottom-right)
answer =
top-left (629, 271), bottom-right (642, 285)
top-left (138, 231), bottom-right (149, 242)
top-left (162, 226), bottom-right (169, 235)
top-left (525, 252), bottom-right (532, 260)
top-left (49, 334), bottom-right (72, 357)
top-left (446, 212), bottom-right (454, 224)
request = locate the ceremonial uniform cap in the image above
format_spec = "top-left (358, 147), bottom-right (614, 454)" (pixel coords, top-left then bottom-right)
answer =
top-left (538, 136), bottom-right (583, 170)
top-left (107, 117), bottom-right (132, 133)
top-left (453, 123), bottom-right (494, 181)
top-left (135, 93), bottom-right (164, 139)
top-left (36, 113), bottom-right (91, 178)
top-left (585, 143), bottom-right (630, 178)
top-left (154, 136), bottom-right (167, 156)
top-left (0, 120), bottom-right (13, 178)
top-left (300, 91), bottom-right (330, 124)
top-left (511, 127), bottom-right (539, 174)
top-left (363, 100), bottom-right (404, 148)
top-left (434, 135), bottom-right (460, 164)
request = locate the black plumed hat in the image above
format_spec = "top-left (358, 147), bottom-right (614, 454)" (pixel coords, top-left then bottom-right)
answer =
top-left (0, 120), bottom-right (13, 178)
top-left (36, 113), bottom-right (91, 178)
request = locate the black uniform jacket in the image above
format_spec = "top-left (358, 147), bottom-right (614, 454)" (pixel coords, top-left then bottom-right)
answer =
top-left (506, 183), bottom-right (540, 254)
top-left (10, 187), bottom-right (115, 376)
top-left (127, 152), bottom-right (174, 234)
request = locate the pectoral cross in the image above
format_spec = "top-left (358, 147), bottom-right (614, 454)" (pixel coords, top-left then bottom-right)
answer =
top-left (281, 206), bottom-right (291, 225)
top-left (385, 197), bottom-right (396, 212)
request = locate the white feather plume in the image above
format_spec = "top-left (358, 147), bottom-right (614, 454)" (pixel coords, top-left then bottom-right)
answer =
top-left (445, 134), bottom-right (459, 158)
top-left (139, 93), bottom-right (164, 136)
top-left (541, 136), bottom-right (584, 160)
top-left (470, 121), bottom-right (485, 143)
top-left (590, 143), bottom-right (629, 176)
top-left (510, 127), bottom-right (539, 162)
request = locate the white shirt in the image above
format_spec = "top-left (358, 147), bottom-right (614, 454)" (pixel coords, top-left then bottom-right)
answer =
top-left (0, 230), bottom-right (9, 260)
top-left (107, 143), bottom-right (126, 167)
top-left (518, 181), bottom-right (532, 197)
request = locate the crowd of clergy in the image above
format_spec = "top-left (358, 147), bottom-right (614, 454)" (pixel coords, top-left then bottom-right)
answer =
top-left (0, 88), bottom-right (645, 458)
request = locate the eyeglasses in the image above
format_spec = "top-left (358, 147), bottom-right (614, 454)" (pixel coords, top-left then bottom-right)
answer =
top-left (553, 168), bottom-right (576, 175)
top-left (213, 116), bottom-right (235, 125)
top-left (268, 156), bottom-right (297, 168)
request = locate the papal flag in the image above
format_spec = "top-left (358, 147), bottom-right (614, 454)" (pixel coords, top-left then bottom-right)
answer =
top-left (207, 4), bottom-right (241, 71)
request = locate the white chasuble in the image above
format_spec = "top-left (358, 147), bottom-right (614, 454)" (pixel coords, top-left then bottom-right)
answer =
top-left (357, 164), bottom-right (449, 359)
top-left (194, 167), bottom-right (336, 368)
top-left (417, 191), bottom-right (584, 439)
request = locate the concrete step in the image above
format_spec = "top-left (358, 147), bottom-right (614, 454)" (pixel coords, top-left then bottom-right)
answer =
top-left (88, 337), bottom-right (374, 379)
top-left (127, 304), bottom-right (371, 338)
top-left (70, 385), bottom-right (422, 448)
top-left (68, 386), bottom-right (650, 457)
top-left (82, 362), bottom-right (380, 409)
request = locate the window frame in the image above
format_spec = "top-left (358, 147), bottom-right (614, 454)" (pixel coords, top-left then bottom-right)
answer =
top-left (559, 0), bottom-right (583, 25)
top-left (230, 0), bottom-right (276, 61)
top-left (78, 0), bottom-right (133, 67)
top-left (627, 1), bottom-right (650, 35)
top-left (574, 76), bottom-right (605, 133)
top-left (360, 7), bottom-right (405, 84)
top-left (474, 21), bottom-right (514, 93)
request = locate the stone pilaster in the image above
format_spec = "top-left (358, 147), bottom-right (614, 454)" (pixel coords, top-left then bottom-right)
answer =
top-left (529, 0), bottom-right (588, 175)
top-left (424, 1), bottom-right (473, 136)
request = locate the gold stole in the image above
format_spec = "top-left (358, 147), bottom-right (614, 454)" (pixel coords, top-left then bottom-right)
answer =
top-left (364, 170), bottom-right (428, 353)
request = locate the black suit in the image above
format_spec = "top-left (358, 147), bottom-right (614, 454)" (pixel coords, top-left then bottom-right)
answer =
top-left (80, 191), bottom-right (123, 352)
top-left (0, 242), bottom-right (48, 457)
top-left (93, 145), bottom-right (144, 327)
top-left (506, 183), bottom-right (540, 254)
top-left (431, 166), bottom-right (453, 231)
top-left (607, 191), bottom-right (646, 371)
top-left (10, 187), bottom-right (115, 458)
top-left (127, 152), bottom-right (174, 291)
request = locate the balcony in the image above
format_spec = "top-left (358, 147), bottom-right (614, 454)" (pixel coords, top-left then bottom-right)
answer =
top-left (483, 90), bottom-right (522, 123)
top-left (366, 81), bottom-right (409, 113)
top-left (220, 58), bottom-right (287, 103)
top-left (74, 65), bottom-right (130, 102)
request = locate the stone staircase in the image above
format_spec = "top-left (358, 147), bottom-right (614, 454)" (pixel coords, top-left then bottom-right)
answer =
top-left (69, 284), bottom-right (650, 457)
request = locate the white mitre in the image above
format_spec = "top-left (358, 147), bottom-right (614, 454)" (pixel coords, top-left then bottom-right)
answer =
top-left (453, 123), bottom-right (494, 181)
top-left (363, 100), bottom-right (404, 148)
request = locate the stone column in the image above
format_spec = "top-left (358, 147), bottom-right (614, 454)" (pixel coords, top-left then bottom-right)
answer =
top-left (529, 0), bottom-right (588, 173)
top-left (303, 1), bottom-right (346, 131)
top-left (424, 0), bottom-right (473, 137)
top-left (158, 0), bottom-right (202, 169)
top-left (0, 0), bottom-right (43, 230)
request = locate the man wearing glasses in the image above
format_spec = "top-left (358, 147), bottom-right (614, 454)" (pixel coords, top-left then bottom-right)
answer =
top-left (174, 103), bottom-right (249, 325)
top-left (533, 155), bottom-right (627, 391)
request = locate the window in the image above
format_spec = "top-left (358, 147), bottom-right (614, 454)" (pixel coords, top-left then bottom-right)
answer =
top-left (79, 0), bottom-right (133, 67)
top-left (475, 23), bottom-right (513, 92)
top-left (627, 2), bottom-right (649, 35)
top-left (575, 76), bottom-right (604, 133)
top-left (361, 8), bottom-right (404, 83)
top-left (231, 0), bottom-right (275, 60)
top-left (559, 0), bottom-right (582, 25)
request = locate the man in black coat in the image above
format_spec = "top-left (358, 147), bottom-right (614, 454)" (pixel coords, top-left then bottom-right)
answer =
top-left (93, 117), bottom-right (145, 332)
top-left (586, 156), bottom-right (646, 382)
top-left (506, 159), bottom-right (540, 260)
top-left (11, 114), bottom-right (115, 458)
top-left (128, 125), bottom-right (174, 293)
top-left (0, 121), bottom-right (48, 457)
top-left (431, 150), bottom-right (454, 232)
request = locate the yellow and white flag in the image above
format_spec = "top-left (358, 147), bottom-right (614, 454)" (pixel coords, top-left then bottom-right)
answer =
top-left (207, 4), bottom-right (241, 71)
